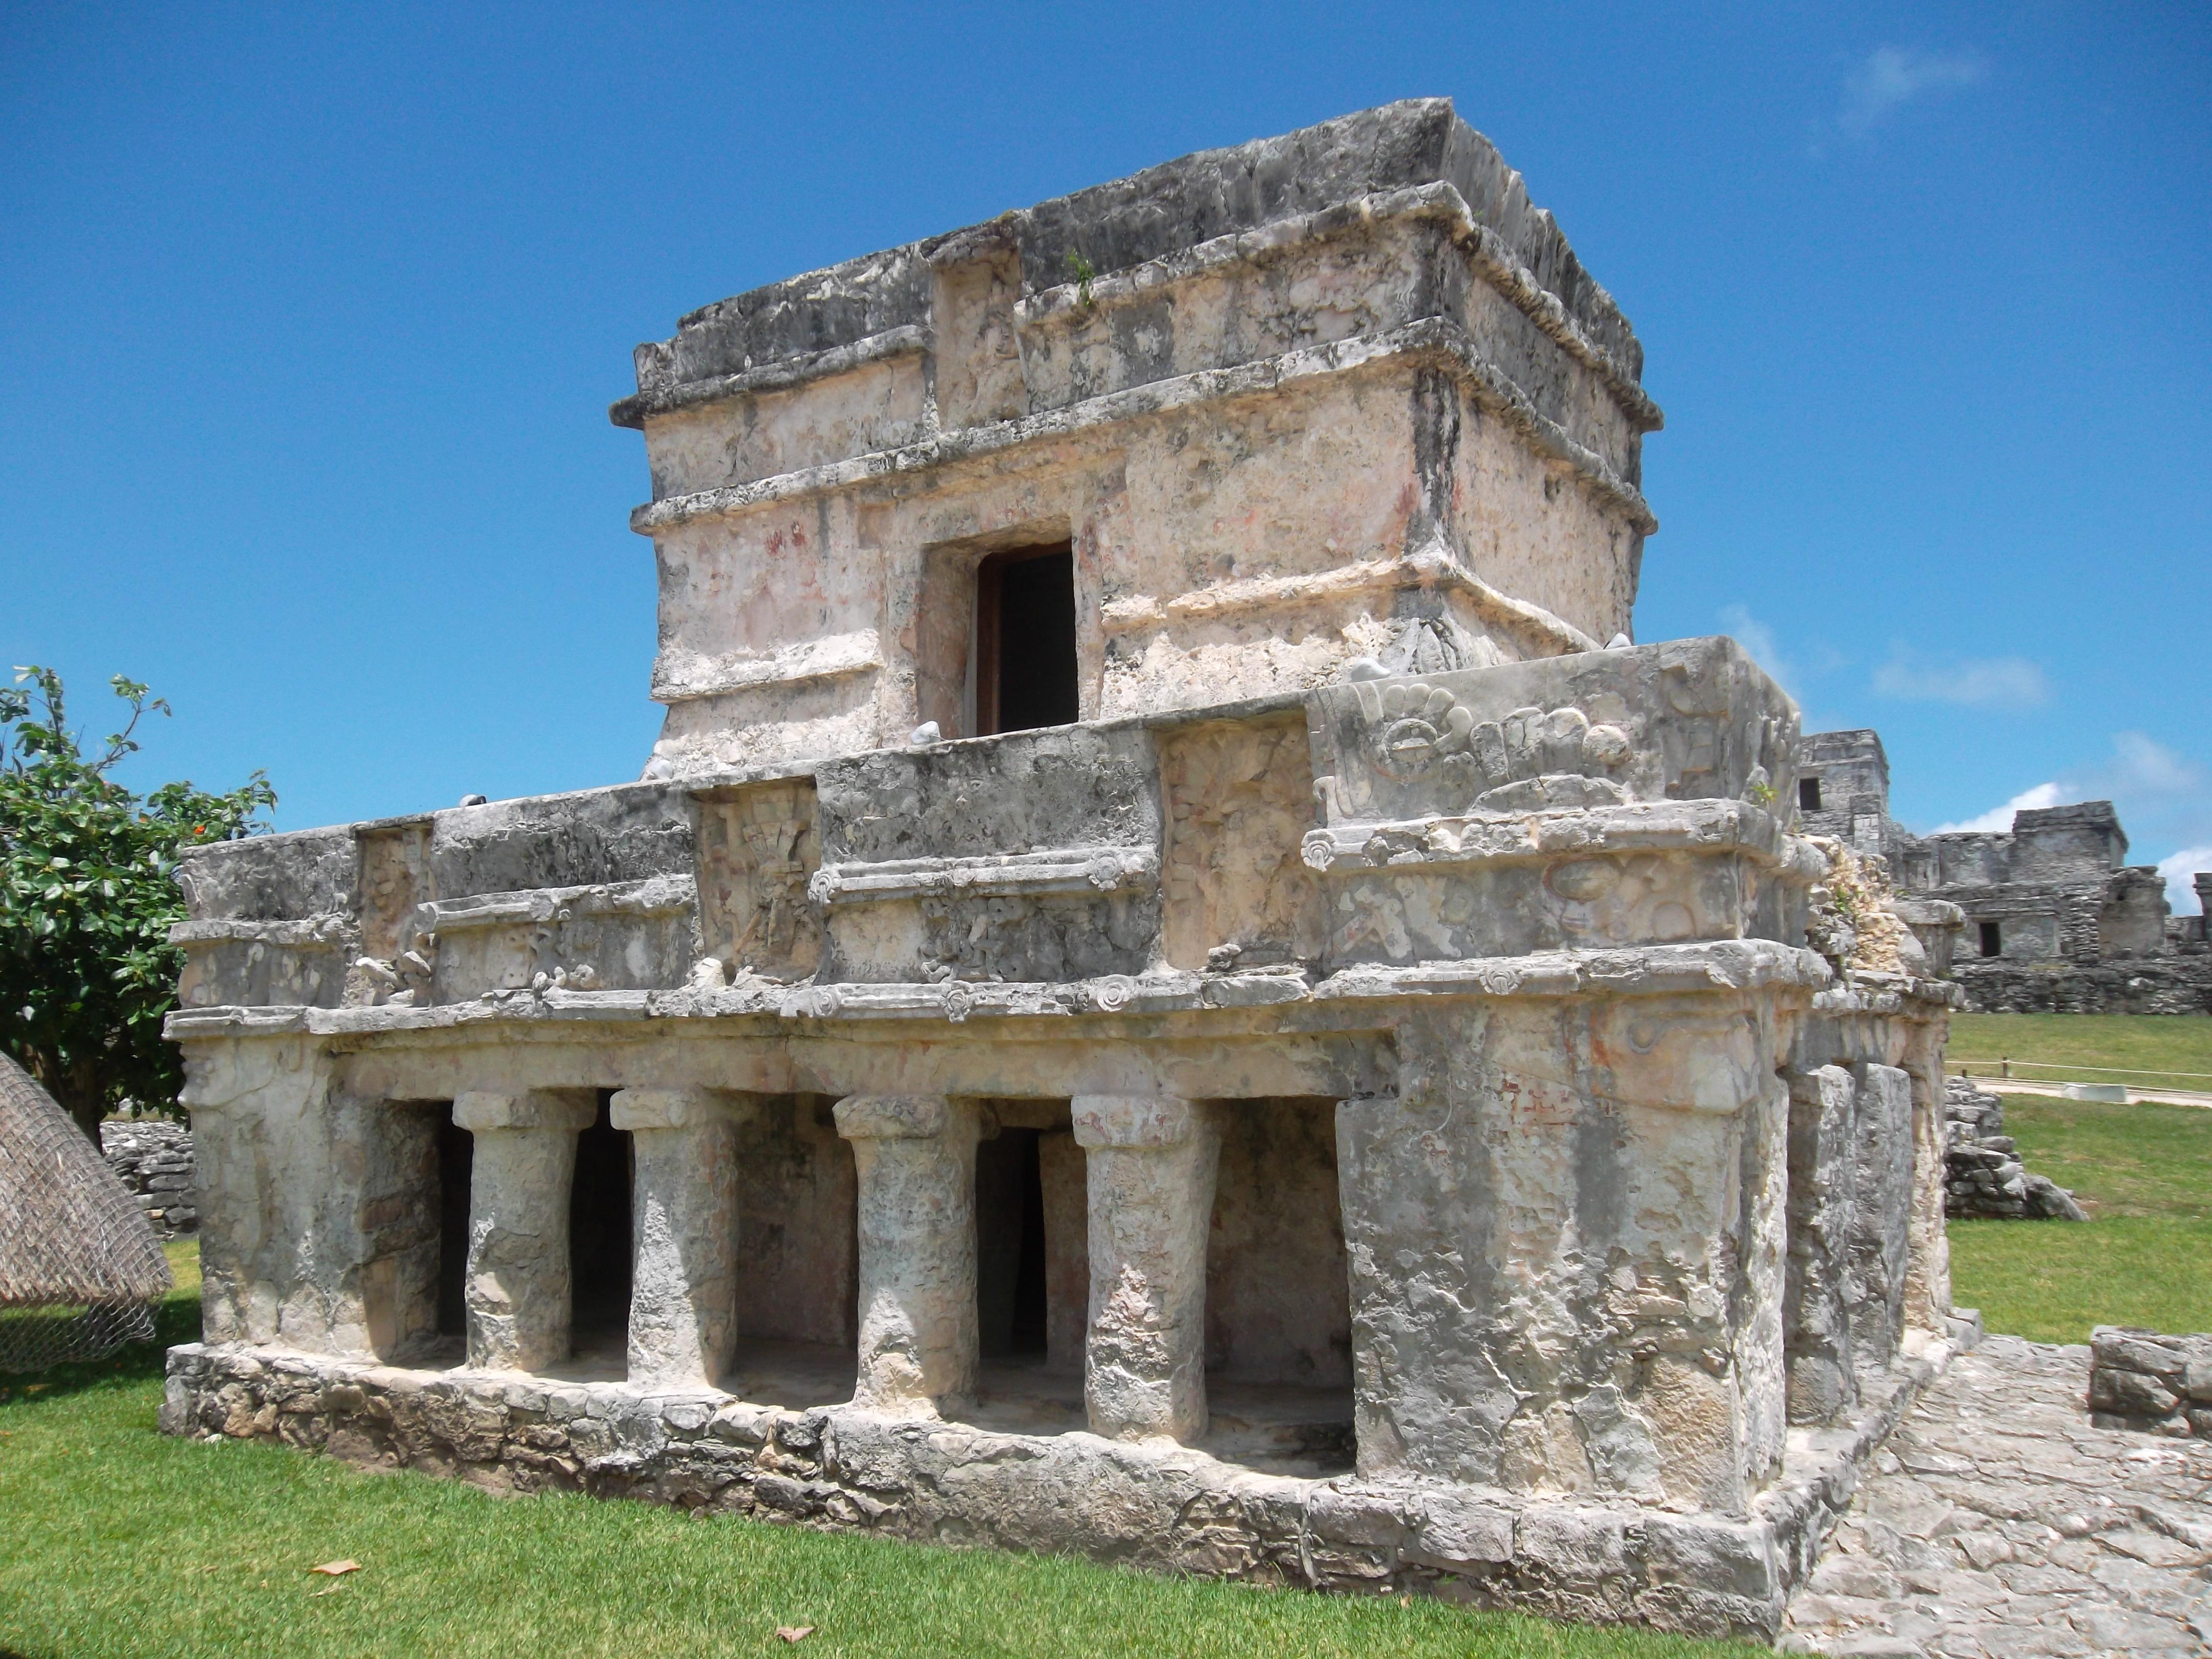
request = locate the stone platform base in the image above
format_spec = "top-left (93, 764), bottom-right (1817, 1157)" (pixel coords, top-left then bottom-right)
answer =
top-left (162, 1330), bottom-right (1976, 1641)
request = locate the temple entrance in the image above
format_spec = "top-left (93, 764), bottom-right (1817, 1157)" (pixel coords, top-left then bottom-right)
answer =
top-left (721, 1095), bottom-right (862, 1408)
top-left (963, 1104), bottom-right (1086, 1433)
top-left (973, 543), bottom-right (1078, 735)
top-left (1203, 1098), bottom-right (1356, 1475)
top-left (435, 1115), bottom-right (472, 1341)
top-left (568, 1092), bottom-right (633, 1366)
top-left (976, 1127), bottom-right (1050, 1359)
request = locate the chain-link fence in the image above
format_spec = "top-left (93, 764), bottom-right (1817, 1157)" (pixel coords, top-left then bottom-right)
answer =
top-left (0, 1053), bottom-right (171, 1373)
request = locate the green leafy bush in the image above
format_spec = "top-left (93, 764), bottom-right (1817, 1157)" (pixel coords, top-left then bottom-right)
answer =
top-left (1, 667), bottom-right (274, 1139)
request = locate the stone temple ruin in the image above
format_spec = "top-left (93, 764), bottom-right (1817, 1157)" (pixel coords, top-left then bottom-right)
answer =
top-left (1796, 728), bottom-right (2212, 1015)
top-left (159, 102), bottom-right (1979, 1641)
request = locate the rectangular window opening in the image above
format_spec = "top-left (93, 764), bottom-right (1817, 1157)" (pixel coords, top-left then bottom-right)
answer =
top-left (1799, 777), bottom-right (1823, 812)
top-left (1979, 921), bottom-right (2003, 959)
top-left (568, 1092), bottom-right (633, 1366)
top-left (974, 543), bottom-right (1078, 736)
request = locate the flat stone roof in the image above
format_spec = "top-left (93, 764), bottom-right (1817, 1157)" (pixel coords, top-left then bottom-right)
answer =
top-left (613, 98), bottom-right (1640, 427)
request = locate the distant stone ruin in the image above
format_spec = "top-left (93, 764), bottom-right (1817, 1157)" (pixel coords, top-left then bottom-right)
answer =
top-left (158, 102), bottom-right (1974, 1643)
top-left (100, 1119), bottom-right (198, 1240)
top-left (1796, 728), bottom-right (2212, 1014)
top-left (1942, 1078), bottom-right (2086, 1221)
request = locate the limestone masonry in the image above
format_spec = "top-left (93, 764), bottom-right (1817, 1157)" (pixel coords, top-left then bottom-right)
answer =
top-left (100, 1119), bottom-right (198, 1240)
top-left (160, 102), bottom-right (1978, 1642)
top-left (1941, 1078), bottom-right (2086, 1223)
top-left (2090, 1327), bottom-right (2212, 1439)
top-left (1795, 728), bottom-right (2212, 1015)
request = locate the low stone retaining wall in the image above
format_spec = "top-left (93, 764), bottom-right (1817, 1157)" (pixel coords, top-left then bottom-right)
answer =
top-left (1942, 1079), bottom-right (2086, 1220)
top-left (2089, 1327), bottom-right (2212, 1436)
top-left (1951, 958), bottom-right (2212, 1016)
top-left (99, 1119), bottom-right (197, 1239)
top-left (161, 1335), bottom-right (1969, 1642)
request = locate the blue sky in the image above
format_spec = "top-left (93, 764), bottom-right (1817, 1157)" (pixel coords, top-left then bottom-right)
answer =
top-left (5, 4), bottom-right (2207, 905)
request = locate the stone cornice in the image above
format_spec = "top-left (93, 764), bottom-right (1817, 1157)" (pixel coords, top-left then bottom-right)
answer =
top-left (609, 325), bottom-right (932, 430)
top-left (608, 189), bottom-right (1660, 439)
top-left (1298, 799), bottom-right (1806, 875)
top-left (806, 845), bottom-right (1157, 908)
top-left (626, 316), bottom-right (1657, 540)
top-left (162, 938), bottom-right (1830, 1048)
top-left (1012, 183), bottom-right (1663, 433)
top-left (1098, 543), bottom-right (1603, 658)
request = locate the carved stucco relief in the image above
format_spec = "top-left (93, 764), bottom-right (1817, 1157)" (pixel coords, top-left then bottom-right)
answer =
top-left (695, 779), bottom-right (823, 982)
top-left (1158, 714), bottom-right (1323, 971)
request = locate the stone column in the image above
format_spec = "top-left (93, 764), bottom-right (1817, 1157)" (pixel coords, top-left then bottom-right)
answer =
top-left (1896, 1008), bottom-right (1956, 1337)
top-left (453, 1089), bottom-right (597, 1372)
top-left (611, 1088), bottom-right (751, 1390)
top-left (1037, 1130), bottom-right (1090, 1376)
top-left (1072, 1093), bottom-right (1218, 1443)
top-left (833, 1095), bottom-right (982, 1413)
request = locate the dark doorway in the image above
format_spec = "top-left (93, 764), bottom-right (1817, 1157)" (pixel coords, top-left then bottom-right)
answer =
top-left (1979, 921), bottom-right (2003, 959)
top-left (975, 1128), bottom-right (1049, 1358)
top-left (435, 1116), bottom-right (473, 1338)
top-left (975, 543), bottom-right (1078, 735)
top-left (569, 1092), bottom-right (634, 1357)
top-left (1799, 777), bottom-right (1822, 812)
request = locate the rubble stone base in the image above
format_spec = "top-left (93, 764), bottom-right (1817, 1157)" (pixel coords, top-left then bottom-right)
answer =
top-left (2090, 1327), bottom-right (2212, 1438)
top-left (163, 1331), bottom-right (1974, 1641)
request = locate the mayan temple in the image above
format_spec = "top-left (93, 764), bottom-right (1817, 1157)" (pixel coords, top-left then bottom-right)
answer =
top-left (158, 100), bottom-right (1972, 1641)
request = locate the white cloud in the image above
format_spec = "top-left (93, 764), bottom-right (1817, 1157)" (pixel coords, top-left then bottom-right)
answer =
top-left (1872, 646), bottom-right (2049, 709)
top-left (2096, 731), bottom-right (2206, 797)
top-left (1931, 781), bottom-right (2066, 835)
top-left (1840, 46), bottom-right (1987, 135)
top-left (1920, 734), bottom-right (2208, 866)
top-left (2158, 847), bottom-right (2212, 916)
top-left (1719, 604), bottom-right (1794, 696)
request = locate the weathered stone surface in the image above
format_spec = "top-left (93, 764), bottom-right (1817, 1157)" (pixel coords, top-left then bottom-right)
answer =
top-left (1781, 1336), bottom-right (2212, 1656)
top-left (156, 104), bottom-right (1983, 1644)
top-left (613, 100), bottom-right (1661, 778)
top-left (835, 1096), bottom-right (982, 1413)
top-left (100, 1118), bottom-right (198, 1238)
top-left (2089, 1326), bottom-right (2212, 1437)
top-left (455, 1089), bottom-right (598, 1372)
top-left (162, 1323), bottom-right (1969, 1641)
top-left (1074, 1094), bottom-right (1218, 1442)
top-left (612, 1088), bottom-right (752, 1389)
top-left (1943, 1079), bottom-right (2088, 1222)
top-left (1798, 729), bottom-right (2212, 1015)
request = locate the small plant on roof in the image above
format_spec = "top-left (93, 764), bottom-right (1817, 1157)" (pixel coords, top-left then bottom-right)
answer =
top-left (1065, 252), bottom-right (1097, 310)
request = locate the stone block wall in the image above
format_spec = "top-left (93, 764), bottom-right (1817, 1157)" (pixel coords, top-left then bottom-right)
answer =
top-left (1946, 958), bottom-right (2212, 1016)
top-left (1941, 1079), bottom-right (2086, 1220)
top-left (100, 1119), bottom-right (197, 1239)
top-left (2089, 1327), bottom-right (2212, 1436)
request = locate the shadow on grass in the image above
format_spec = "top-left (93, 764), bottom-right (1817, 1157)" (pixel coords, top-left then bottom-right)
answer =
top-left (0, 1286), bottom-right (201, 1408)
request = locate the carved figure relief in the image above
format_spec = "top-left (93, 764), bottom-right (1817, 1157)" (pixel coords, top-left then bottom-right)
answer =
top-left (1338, 680), bottom-right (1635, 820)
top-left (695, 779), bottom-right (823, 983)
top-left (1541, 852), bottom-right (1746, 946)
top-left (345, 822), bottom-right (434, 1007)
top-left (1158, 714), bottom-right (1323, 971)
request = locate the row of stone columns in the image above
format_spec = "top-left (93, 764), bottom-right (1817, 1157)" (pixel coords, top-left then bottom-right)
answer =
top-left (449, 1088), bottom-right (1224, 1442)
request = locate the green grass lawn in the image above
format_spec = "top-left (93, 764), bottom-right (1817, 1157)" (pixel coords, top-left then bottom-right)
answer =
top-left (0, 1246), bottom-right (1752, 1659)
top-left (1949, 1010), bottom-right (2212, 1090)
top-left (1947, 1092), bottom-right (2212, 1343)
